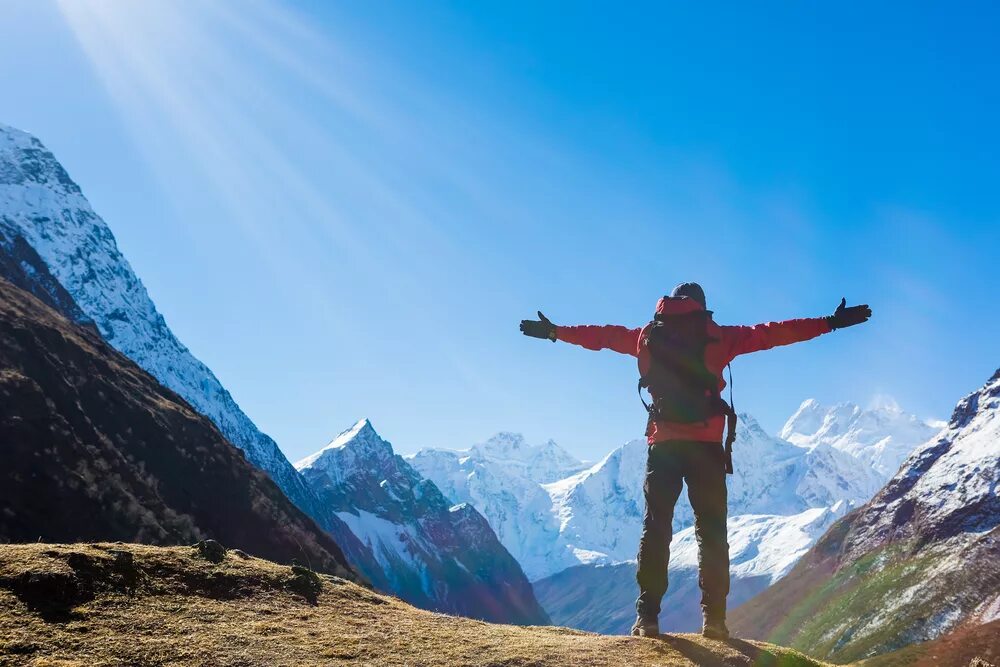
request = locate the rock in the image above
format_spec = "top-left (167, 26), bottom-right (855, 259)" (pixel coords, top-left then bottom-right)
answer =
top-left (192, 540), bottom-right (227, 564)
top-left (288, 565), bottom-right (322, 602)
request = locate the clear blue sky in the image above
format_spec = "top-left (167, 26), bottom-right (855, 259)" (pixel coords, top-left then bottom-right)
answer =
top-left (2, 1), bottom-right (997, 462)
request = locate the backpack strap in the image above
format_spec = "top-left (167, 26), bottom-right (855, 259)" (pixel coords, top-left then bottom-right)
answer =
top-left (638, 377), bottom-right (654, 417)
top-left (722, 363), bottom-right (736, 475)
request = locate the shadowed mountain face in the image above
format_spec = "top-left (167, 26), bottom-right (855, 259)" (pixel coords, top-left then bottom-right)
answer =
top-left (0, 277), bottom-right (357, 581)
top-left (731, 369), bottom-right (1000, 662)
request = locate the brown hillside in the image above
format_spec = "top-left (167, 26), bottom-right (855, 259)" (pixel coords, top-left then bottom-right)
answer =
top-left (0, 543), bottom-right (833, 667)
top-left (860, 620), bottom-right (1000, 667)
top-left (0, 277), bottom-right (355, 581)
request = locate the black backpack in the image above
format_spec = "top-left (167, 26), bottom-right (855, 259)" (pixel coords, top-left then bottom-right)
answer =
top-left (638, 306), bottom-right (737, 473)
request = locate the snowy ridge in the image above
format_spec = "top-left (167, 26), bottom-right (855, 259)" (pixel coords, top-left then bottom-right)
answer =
top-left (0, 123), bottom-right (318, 516)
top-left (781, 398), bottom-right (941, 479)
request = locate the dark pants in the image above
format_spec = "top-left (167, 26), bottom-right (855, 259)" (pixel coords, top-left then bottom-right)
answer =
top-left (635, 439), bottom-right (730, 620)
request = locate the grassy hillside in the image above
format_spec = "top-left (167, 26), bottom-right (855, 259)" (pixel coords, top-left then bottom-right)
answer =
top-left (0, 542), bottom-right (832, 667)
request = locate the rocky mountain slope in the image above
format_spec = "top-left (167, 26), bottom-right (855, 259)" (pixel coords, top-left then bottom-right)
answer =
top-left (0, 542), bottom-right (833, 667)
top-left (731, 368), bottom-right (1000, 662)
top-left (781, 398), bottom-right (942, 479)
top-left (296, 420), bottom-right (549, 625)
top-left (0, 122), bottom-right (317, 519)
top-left (0, 277), bottom-right (356, 580)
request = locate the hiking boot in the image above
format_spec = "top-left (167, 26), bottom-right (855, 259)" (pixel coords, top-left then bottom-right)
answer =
top-left (630, 615), bottom-right (659, 637)
top-left (701, 616), bottom-right (730, 640)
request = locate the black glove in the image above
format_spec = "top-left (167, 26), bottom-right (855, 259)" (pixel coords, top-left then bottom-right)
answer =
top-left (827, 298), bottom-right (872, 330)
top-left (520, 311), bottom-right (557, 341)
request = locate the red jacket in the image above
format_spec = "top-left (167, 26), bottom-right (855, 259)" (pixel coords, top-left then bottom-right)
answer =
top-left (555, 296), bottom-right (832, 445)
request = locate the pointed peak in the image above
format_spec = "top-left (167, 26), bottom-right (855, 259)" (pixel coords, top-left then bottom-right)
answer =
top-left (348, 416), bottom-right (376, 436)
top-left (329, 417), bottom-right (385, 449)
top-left (294, 418), bottom-right (391, 470)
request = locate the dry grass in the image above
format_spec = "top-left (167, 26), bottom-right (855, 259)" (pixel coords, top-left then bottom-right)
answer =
top-left (0, 542), bottom-right (832, 667)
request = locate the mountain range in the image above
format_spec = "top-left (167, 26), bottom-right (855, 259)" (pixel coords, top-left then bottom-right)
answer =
top-left (412, 405), bottom-right (940, 634)
top-left (0, 122), bottom-right (543, 624)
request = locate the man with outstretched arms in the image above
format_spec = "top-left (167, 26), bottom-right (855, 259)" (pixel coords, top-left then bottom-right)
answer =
top-left (520, 282), bottom-right (871, 639)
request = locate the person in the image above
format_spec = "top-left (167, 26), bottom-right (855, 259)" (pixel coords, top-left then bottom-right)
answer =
top-left (519, 282), bottom-right (871, 640)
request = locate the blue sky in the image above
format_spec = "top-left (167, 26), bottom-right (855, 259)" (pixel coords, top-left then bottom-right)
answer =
top-left (1, 1), bottom-right (997, 462)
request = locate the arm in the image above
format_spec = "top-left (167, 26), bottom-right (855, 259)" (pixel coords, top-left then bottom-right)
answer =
top-left (724, 298), bottom-right (871, 358)
top-left (555, 324), bottom-right (641, 357)
top-left (520, 311), bottom-right (640, 357)
top-left (723, 317), bottom-right (831, 358)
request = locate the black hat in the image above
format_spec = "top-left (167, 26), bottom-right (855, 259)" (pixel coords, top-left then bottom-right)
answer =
top-left (670, 282), bottom-right (706, 307)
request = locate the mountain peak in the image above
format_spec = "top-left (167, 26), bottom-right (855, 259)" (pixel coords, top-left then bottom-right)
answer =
top-left (780, 397), bottom-right (938, 479)
top-left (295, 418), bottom-right (391, 471)
top-left (477, 432), bottom-right (528, 457)
top-left (334, 417), bottom-right (377, 444)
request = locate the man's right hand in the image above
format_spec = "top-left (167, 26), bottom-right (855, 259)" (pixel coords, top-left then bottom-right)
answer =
top-left (827, 298), bottom-right (872, 329)
top-left (520, 311), bottom-right (557, 341)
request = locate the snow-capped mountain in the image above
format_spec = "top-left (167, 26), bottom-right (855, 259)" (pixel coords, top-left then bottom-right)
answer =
top-left (408, 433), bottom-right (588, 580)
top-left (546, 415), bottom-right (882, 571)
top-left (0, 123), bottom-right (346, 527)
top-left (534, 503), bottom-right (849, 634)
top-left (416, 414), bottom-right (880, 581)
top-left (732, 368), bottom-right (1000, 662)
top-left (296, 419), bottom-right (550, 625)
top-left (781, 398), bottom-right (942, 479)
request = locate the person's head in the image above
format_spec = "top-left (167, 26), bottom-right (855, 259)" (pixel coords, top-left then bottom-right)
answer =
top-left (670, 282), bottom-right (706, 308)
